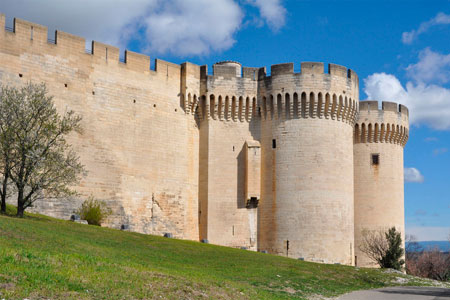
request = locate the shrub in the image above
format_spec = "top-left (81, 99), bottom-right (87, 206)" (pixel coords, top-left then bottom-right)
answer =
top-left (407, 247), bottom-right (450, 281)
top-left (360, 227), bottom-right (405, 270)
top-left (76, 196), bottom-right (111, 226)
top-left (382, 227), bottom-right (405, 270)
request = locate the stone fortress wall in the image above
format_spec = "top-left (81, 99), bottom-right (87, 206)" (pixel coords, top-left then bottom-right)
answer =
top-left (354, 101), bottom-right (409, 267)
top-left (257, 62), bottom-right (359, 264)
top-left (0, 15), bottom-right (409, 266)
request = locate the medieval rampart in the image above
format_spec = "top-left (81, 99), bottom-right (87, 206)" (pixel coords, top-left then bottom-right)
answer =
top-left (0, 14), bottom-right (409, 266)
top-left (255, 62), bottom-right (358, 264)
top-left (354, 101), bottom-right (409, 267)
top-left (0, 15), bottom-right (201, 240)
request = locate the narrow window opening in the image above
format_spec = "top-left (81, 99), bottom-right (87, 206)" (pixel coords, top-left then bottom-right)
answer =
top-left (272, 139), bottom-right (276, 149)
top-left (92, 91), bottom-right (95, 95)
top-left (30, 26), bottom-right (33, 40)
top-left (175, 108), bottom-right (177, 112)
top-left (64, 83), bottom-right (68, 88)
top-left (133, 99), bottom-right (136, 103)
top-left (153, 104), bottom-right (156, 108)
top-left (105, 48), bottom-right (108, 61)
top-left (233, 146), bottom-right (235, 152)
top-left (246, 197), bottom-right (259, 208)
top-left (232, 225), bottom-right (235, 236)
top-left (371, 154), bottom-right (379, 165)
top-left (19, 73), bottom-right (23, 78)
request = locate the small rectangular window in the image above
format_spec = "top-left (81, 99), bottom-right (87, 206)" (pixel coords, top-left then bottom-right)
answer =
top-left (372, 154), bottom-right (379, 165)
top-left (272, 139), bottom-right (276, 149)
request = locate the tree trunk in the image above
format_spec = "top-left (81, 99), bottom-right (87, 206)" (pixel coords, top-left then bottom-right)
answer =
top-left (0, 193), bottom-right (5, 213)
top-left (1, 165), bottom-right (8, 213)
top-left (16, 188), bottom-right (24, 217)
top-left (1, 176), bottom-right (8, 213)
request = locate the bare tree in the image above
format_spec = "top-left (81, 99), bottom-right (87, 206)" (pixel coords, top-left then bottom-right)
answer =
top-left (411, 248), bottom-right (450, 281)
top-left (0, 83), bottom-right (86, 217)
top-left (405, 234), bottom-right (423, 253)
top-left (359, 227), bottom-right (405, 270)
top-left (405, 234), bottom-right (423, 275)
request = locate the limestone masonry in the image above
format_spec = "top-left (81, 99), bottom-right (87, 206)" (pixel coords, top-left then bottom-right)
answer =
top-left (0, 15), bottom-right (409, 267)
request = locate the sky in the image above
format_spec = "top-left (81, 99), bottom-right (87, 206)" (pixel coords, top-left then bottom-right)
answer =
top-left (1, 0), bottom-right (449, 241)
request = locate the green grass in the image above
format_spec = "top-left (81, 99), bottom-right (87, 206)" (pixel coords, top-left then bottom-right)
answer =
top-left (0, 205), bottom-right (444, 300)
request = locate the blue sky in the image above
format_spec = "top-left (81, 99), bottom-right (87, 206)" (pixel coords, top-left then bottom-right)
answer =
top-left (1, 0), bottom-right (449, 241)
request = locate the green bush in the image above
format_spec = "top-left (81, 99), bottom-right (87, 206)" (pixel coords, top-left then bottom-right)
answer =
top-left (381, 227), bottom-right (405, 270)
top-left (360, 226), bottom-right (405, 271)
top-left (76, 196), bottom-right (111, 226)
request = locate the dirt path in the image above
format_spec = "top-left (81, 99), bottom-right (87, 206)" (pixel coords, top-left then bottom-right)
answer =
top-left (337, 287), bottom-right (450, 300)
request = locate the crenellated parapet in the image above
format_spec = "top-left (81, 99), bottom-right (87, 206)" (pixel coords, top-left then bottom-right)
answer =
top-left (258, 62), bottom-right (359, 125)
top-left (0, 16), bottom-right (184, 78)
top-left (354, 101), bottom-right (409, 147)
top-left (194, 61), bottom-right (360, 124)
top-left (196, 61), bottom-right (260, 122)
top-left (181, 62), bottom-right (202, 114)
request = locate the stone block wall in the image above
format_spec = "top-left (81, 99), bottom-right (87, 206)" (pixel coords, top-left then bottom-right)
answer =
top-left (0, 16), bottom-right (200, 240)
top-left (354, 101), bottom-right (409, 267)
top-left (0, 14), bottom-right (409, 266)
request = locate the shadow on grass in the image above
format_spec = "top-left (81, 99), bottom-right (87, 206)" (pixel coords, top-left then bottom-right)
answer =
top-left (1, 204), bottom-right (52, 222)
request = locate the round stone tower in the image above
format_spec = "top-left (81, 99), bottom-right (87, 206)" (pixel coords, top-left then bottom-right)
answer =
top-left (258, 62), bottom-right (359, 265)
top-left (213, 61), bottom-right (242, 77)
top-left (353, 101), bottom-right (409, 267)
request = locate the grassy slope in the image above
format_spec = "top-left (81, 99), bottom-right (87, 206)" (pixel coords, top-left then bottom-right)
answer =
top-left (0, 205), bottom-right (444, 300)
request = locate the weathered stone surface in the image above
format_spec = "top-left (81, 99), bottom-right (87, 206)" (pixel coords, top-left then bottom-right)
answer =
top-left (0, 15), bottom-right (408, 266)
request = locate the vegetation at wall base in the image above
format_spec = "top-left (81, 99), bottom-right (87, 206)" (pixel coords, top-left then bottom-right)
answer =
top-left (0, 205), bottom-right (447, 300)
top-left (75, 196), bottom-right (112, 226)
top-left (359, 227), bottom-right (405, 271)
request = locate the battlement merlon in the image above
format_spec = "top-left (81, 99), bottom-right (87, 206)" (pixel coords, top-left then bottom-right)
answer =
top-left (0, 14), bottom-right (203, 76)
top-left (200, 61), bottom-right (262, 81)
top-left (181, 62), bottom-right (202, 113)
top-left (201, 60), bottom-right (359, 85)
top-left (258, 62), bottom-right (359, 100)
top-left (356, 100), bottom-right (409, 146)
top-left (358, 100), bottom-right (409, 124)
top-left (259, 61), bottom-right (358, 83)
top-left (200, 61), bottom-right (259, 96)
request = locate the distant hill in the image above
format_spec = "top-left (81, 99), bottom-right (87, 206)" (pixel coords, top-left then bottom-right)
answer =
top-left (407, 241), bottom-right (450, 252)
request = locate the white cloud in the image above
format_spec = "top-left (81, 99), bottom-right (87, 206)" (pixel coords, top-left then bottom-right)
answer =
top-left (0, 0), bottom-right (154, 48)
top-left (364, 49), bottom-right (450, 131)
top-left (406, 48), bottom-right (450, 84)
top-left (0, 0), bottom-right (287, 57)
top-left (246, 0), bottom-right (286, 31)
top-left (406, 226), bottom-right (450, 241)
top-left (402, 12), bottom-right (450, 44)
top-left (364, 72), bottom-right (450, 130)
top-left (404, 168), bottom-right (425, 183)
top-left (141, 0), bottom-right (243, 56)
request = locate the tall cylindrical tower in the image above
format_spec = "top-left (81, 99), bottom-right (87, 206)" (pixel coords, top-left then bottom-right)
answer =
top-left (353, 101), bottom-right (409, 267)
top-left (258, 62), bottom-right (359, 265)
